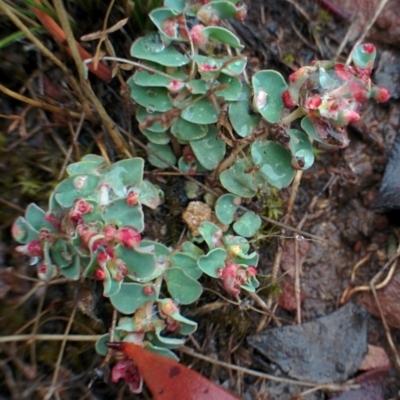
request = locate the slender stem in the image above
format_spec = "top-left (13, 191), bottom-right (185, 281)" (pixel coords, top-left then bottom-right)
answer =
top-left (0, 334), bottom-right (103, 343)
top-left (280, 107), bottom-right (306, 125)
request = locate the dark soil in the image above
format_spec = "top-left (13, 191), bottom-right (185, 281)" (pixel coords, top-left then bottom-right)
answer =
top-left (1, 0), bottom-right (400, 399)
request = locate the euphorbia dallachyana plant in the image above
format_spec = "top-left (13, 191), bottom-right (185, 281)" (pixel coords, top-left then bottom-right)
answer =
top-left (127, 0), bottom-right (389, 194)
top-left (11, 0), bottom-right (390, 395)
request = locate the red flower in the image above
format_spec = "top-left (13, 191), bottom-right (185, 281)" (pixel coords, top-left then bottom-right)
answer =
top-left (111, 359), bottom-right (143, 393)
top-left (116, 227), bottom-right (141, 248)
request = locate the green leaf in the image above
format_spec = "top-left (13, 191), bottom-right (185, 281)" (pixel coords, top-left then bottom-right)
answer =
top-left (66, 156), bottom-right (106, 176)
top-left (233, 211), bottom-right (262, 237)
top-left (169, 311), bottom-right (198, 335)
top-left (300, 116), bottom-right (348, 149)
top-left (54, 174), bottom-right (100, 208)
top-left (229, 84), bottom-right (260, 137)
top-left (194, 54), bottom-right (247, 77)
top-left (134, 69), bottom-right (187, 88)
top-left (252, 70), bottom-right (287, 123)
top-left (181, 241), bottom-right (204, 258)
top-left (220, 158), bottom-right (265, 198)
top-left (25, 203), bottom-right (52, 232)
top-left (141, 128), bottom-right (170, 145)
top-left (351, 44), bottom-right (376, 69)
top-left (215, 74), bottom-right (242, 101)
top-left (95, 334), bottom-right (110, 356)
top-left (251, 140), bottom-right (295, 189)
top-left (164, 0), bottom-right (185, 12)
top-left (136, 106), bottom-right (169, 133)
top-left (149, 8), bottom-right (182, 39)
top-left (131, 34), bottom-right (190, 67)
top-left (190, 126), bottom-right (226, 170)
top-left (287, 129), bottom-right (315, 170)
top-left (201, 26), bottom-right (243, 49)
top-left (116, 245), bottom-right (157, 282)
top-left (59, 254), bottom-right (80, 280)
top-left (139, 180), bottom-right (163, 209)
top-left (102, 158), bottom-right (144, 197)
top-left (51, 239), bottom-right (73, 268)
top-left (165, 267), bottom-right (203, 304)
top-left (170, 253), bottom-right (203, 280)
top-left (171, 118), bottom-right (208, 141)
top-left (12, 216), bottom-right (38, 243)
top-left (147, 143), bottom-right (177, 168)
top-left (110, 282), bottom-right (157, 314)
top-left (181, 96), bottom-right (219, 124)
top-left (197, 1), bottom-right (237, 21)
top-left (215, 193), bottom-right (240, 224)
top-left (102, 199), bottom-right (144, 231)
top-left (102, 269), bottom-right (122, 297)
top-left (198, 248), bottom-right (227, 278)
top-left (186, 79), bottom-right (208, 95)
top-left (128, 77), bottom-right (173, 112)
top-left (198, 221), bottom-right (223, 249)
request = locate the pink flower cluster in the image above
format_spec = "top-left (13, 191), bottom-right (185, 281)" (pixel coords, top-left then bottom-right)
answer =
top-left (217, 261), bottom-right (257, 297)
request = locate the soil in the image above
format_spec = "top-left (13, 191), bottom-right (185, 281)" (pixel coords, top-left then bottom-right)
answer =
top-left (1, 0), bottom-right (400, 399)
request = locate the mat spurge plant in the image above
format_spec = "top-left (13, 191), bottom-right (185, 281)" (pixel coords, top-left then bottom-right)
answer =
top-left (11, 0), bottom-right (390, 396)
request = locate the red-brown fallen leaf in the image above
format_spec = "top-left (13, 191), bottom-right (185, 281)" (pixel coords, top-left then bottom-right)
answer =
top-left (107, 342), bottom-right (240, 400)
top-left (356, 271), bottom-right (400, 330)
top-left (280, 239), bottom-right (310, 279)
top-left (278, 281), bottom-right (306, 311)
top-left (31, 0), bottom-right (112, 82)
top-left (359, 345), bottom-right (391, 371)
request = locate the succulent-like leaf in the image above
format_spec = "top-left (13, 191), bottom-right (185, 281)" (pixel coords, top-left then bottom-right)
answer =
top-left (164, 0), bottom-right (185, 12)
top-left (25, 203), bottom-right (53, 232)
top-left (116, 245), bottom-right (157, 281)
top-left (136, 106), bottom-right (169, 133)
top-left (198, 221), bottom-right (223, 249)
top-left (51, 239), bottom-right (74, 268)
top-left (181, 96), bottom-right (219, 125)
top-left (181, 241), bottom-right (204, 257)
top-left (220, 158), bottom-right (264, 198)
top-left (186, 79), bottom-right (209, 94)
top-left (66, 155), bottom-right (106, 176)
top-left (190, 126), bottom-right (226, 170)
top-left (102, 158), bottom-right (144, 198)
top-left (169, 311), bottom-right (197, 335)
top-left (229, 84), bottom-right (260, 137)
top-left (251, 140), bottom-right (295, 189)
top-left (103, 269), bottom-right (123, 297)
top-left (215, 74), bottom-right (242, 101)
top-left (252, 70), bottom-right (287, 123)
top-left (171, 118), bottom-right (208, 141)
top-left (287, 129), bottom-right (315, 170)
top-left (141, 128), bottom-right (171, 145)
top-left (301, 116), bottom-right (348, 149)
top-left (233, 211), bottom-right (261, 237)
top-left (351, 44), bottom-right (376, 69)
top-left (95, 333), bottom-right (111, 356)
top-left (147, 143), bottom-right (177, 168)
top-left (131, 34), bottom-right (189, 66)
top-left (134, 70), bottom-right (187, 88)
top-left (154, 325), bottom-right (186, 346)
top-left (194, 54), bottom-right (247, 77)
top-left (215, 193), bottom-right (240, 224)
top-left (128, 78), bottom-right (173, 112)
top-left (201, 26), bottom-right (244, 49)
top-left (198, 248), bottom-right (227, 278)
top-left (165, 267), bottom-right (203, 304)
top-left (102, 199), bottom-right (144, 231)
top-left (149, 8), bottom-right (182, 39)
top-left (59, 254), bottom-right (80, 280)
top-left (170, 253), bottom-right (202, 279)
top-left (110, 282), bottom-right (157, 314)
top-left (54, 174), bottom-right (100, 208)
top-left (197, 1), bottom-right (237, 21)
top-left (139, 180), bottom-right (163, 210)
